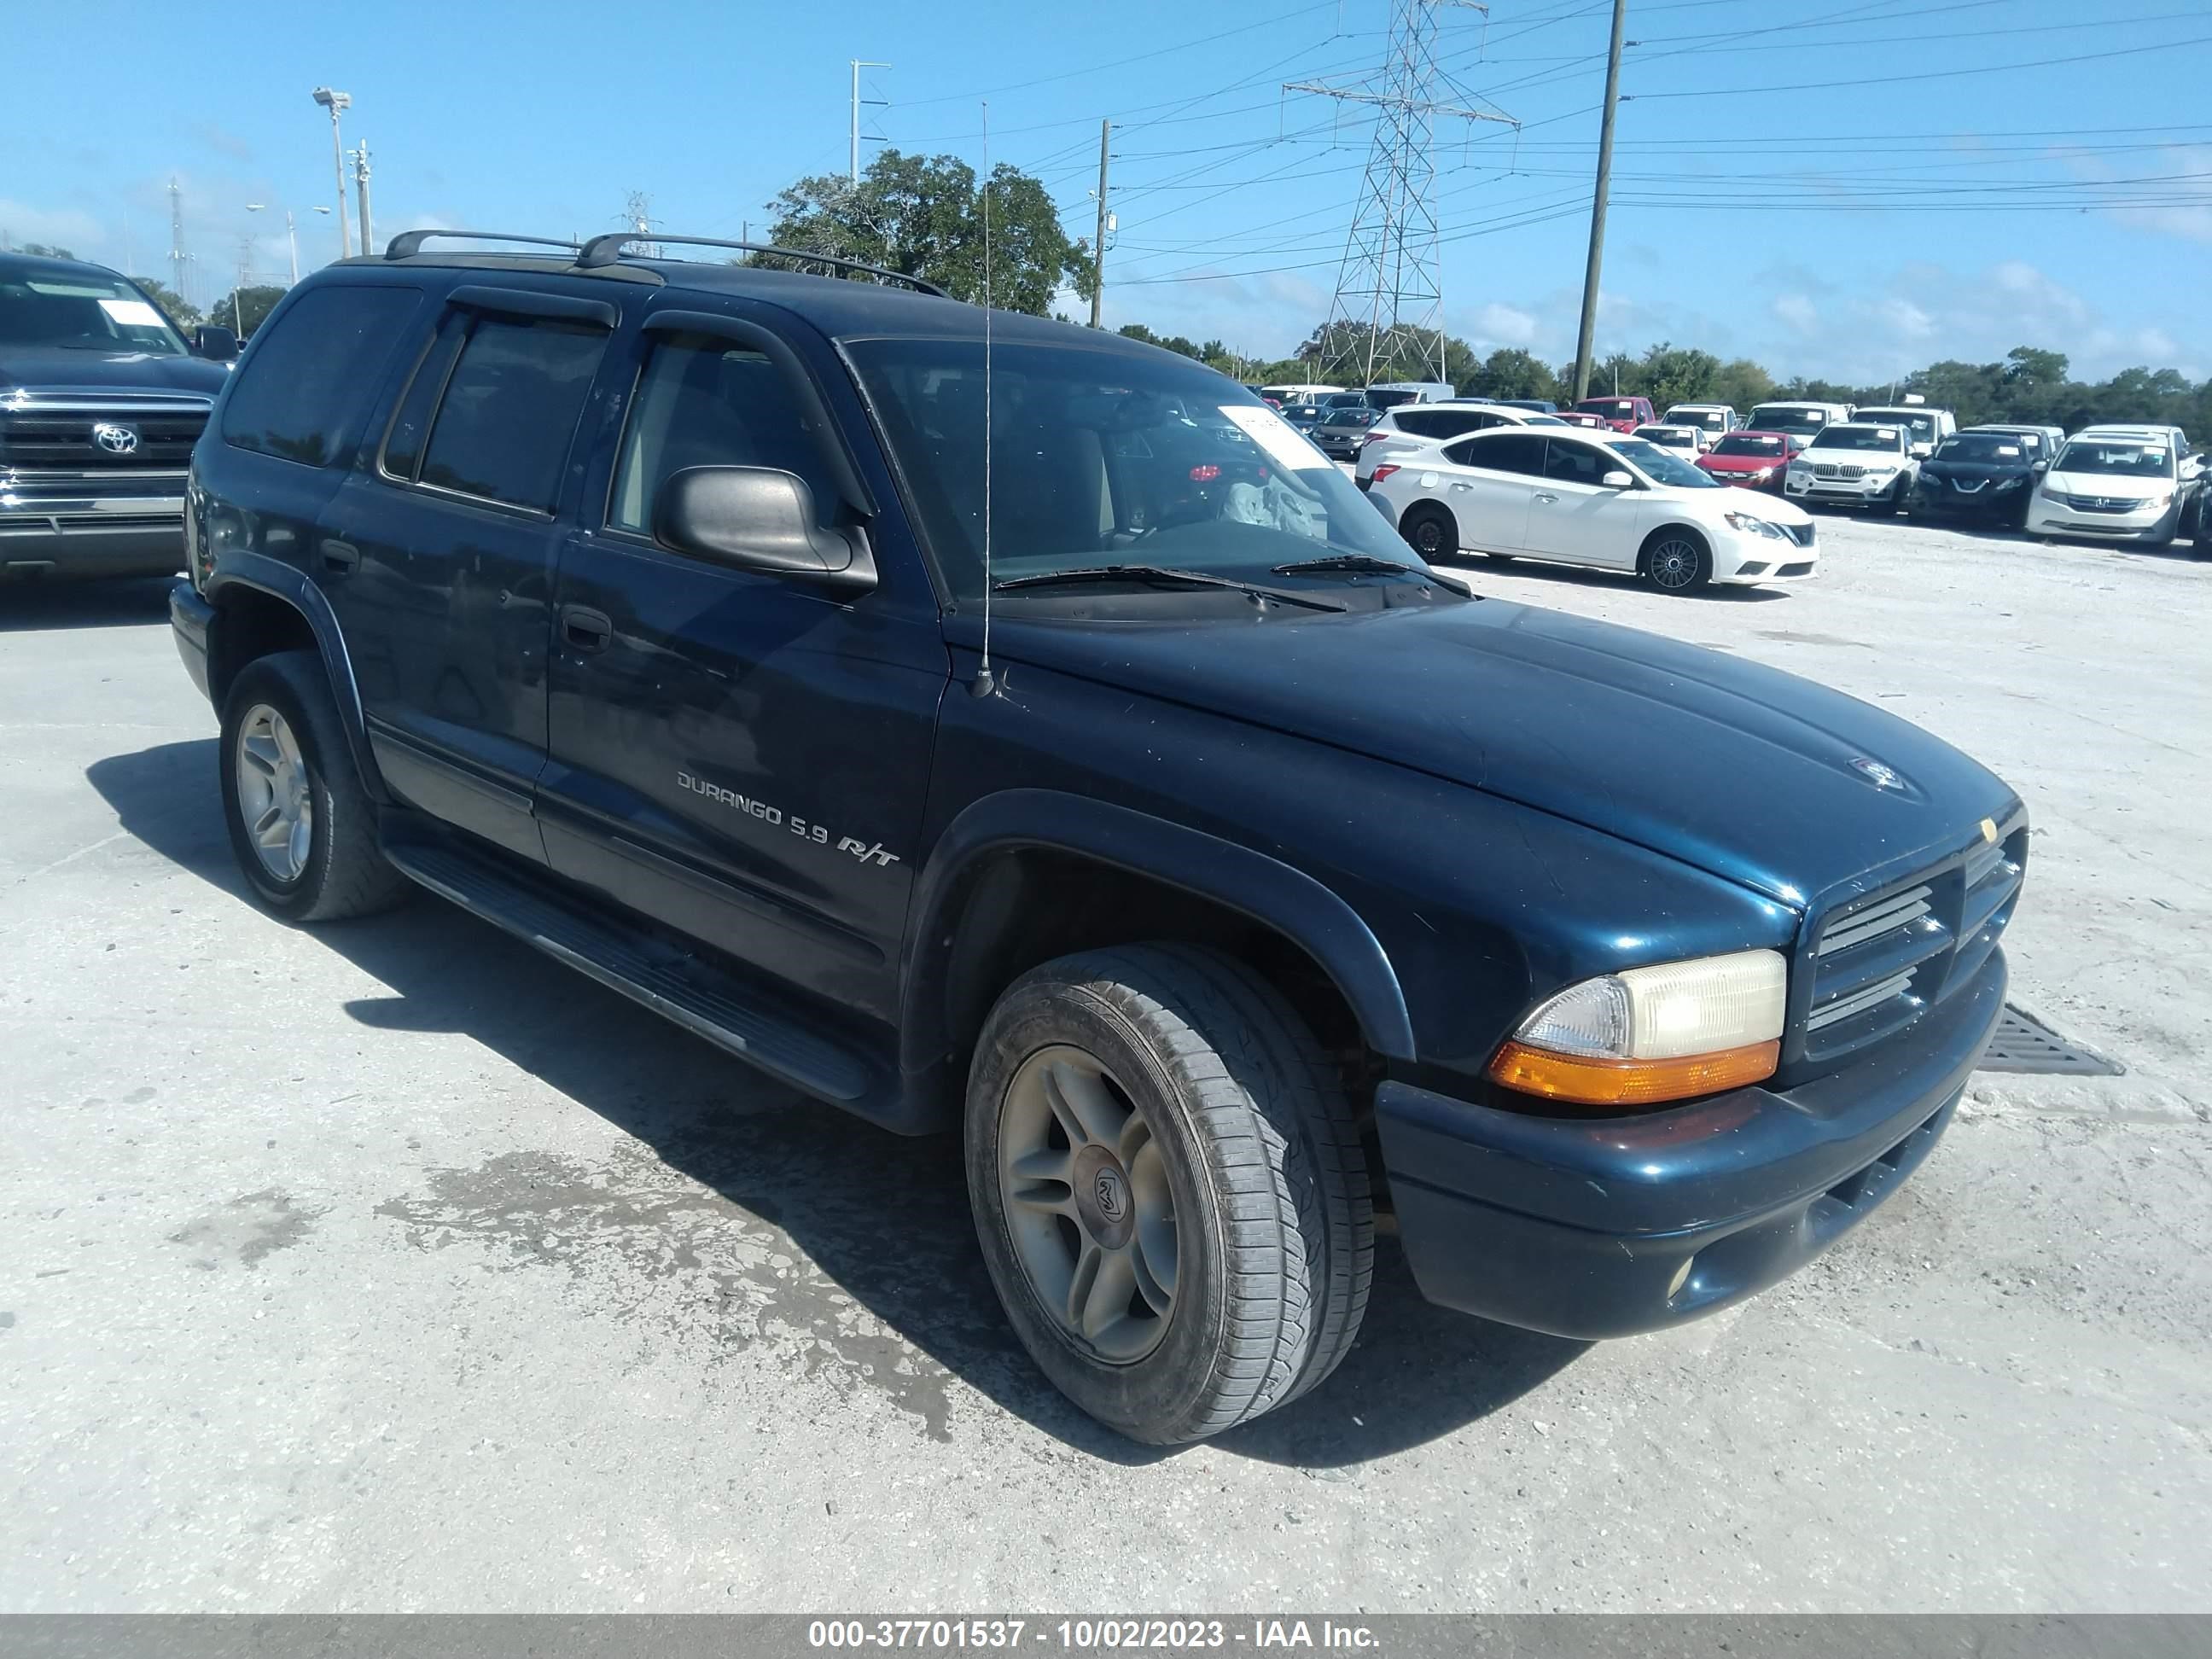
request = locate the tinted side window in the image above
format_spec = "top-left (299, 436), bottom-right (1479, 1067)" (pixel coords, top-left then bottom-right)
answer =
top-left (221, 284), bottom-right (422, 467)
top-left (380, 317), bottom-right (465, 481)
top-left (608, 335), bottom-right (839, 537)
top-left (418, 317), bottom-right (608, 511)
top-left (1394, 410), bottom-right (1451, 439)
top-left (1448, 431), bottom-right (1545, 474)
top-left (1543, 440), bottom-right (1610, 485)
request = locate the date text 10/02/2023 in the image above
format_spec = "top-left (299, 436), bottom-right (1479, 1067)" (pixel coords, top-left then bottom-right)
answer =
top-left (805, 1619), bottom-right (1381, 1650)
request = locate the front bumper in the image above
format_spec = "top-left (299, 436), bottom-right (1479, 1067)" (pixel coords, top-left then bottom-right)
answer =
top-left (1784, 470), bottom-right (1908, 506)
top-left (1703, 469), bottom-right (1784, 493)
top-left (1709, 522), bottom-right (1819, 585)
top-left (1376, 946), bottom-right (2005, 1340)
top-left (0, 481), bottom-right (187, 580)
top-left (1912, 481), bottom-right (2031, 521)
top-left (2023, 497), bottom-right (2178, 542)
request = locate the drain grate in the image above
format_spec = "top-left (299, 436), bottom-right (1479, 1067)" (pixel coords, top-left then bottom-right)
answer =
top-left (1978, 1004), bottom-right (2124, 1077)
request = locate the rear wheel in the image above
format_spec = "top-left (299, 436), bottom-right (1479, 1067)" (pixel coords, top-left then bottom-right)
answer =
top-left (1640, 527), bottom-right (1712, 594)
top-left (218, 650), bottom-right (410, 923)
top-left (965, 945), bottom-right (1373, 1445)
top-left (1398, 501), bottom-right (1458, 562)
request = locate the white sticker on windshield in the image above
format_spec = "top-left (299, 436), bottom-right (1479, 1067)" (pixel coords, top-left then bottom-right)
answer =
top-left (1874, 428), bottom-right (1899, 441)
top-left (97, 298), bottom-right (165, 327)
top-left (1994, 445), bottom-right (2022, 458)
top-left (1220, 403), bottom-right (1328, 470)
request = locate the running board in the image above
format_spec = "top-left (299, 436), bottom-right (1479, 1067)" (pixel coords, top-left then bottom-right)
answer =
top-left (382, 839), bottom-right (879, 1108)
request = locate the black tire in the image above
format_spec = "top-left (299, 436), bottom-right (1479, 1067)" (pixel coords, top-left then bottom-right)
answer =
top-left (1639, 526), bottom-right (1712, 594)
top-left (1397, 501), bottom-right (1458, 562)
top-left (218, 649), bottom-right (410, 923)
top-left (965, 944), bottom-right (1373, 1445)
top-left (1890, 476), bottom-right (1914, 515)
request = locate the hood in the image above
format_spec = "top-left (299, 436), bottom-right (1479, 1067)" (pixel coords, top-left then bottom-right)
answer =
top-left (1700, 451), bottom-right (1784, 472)
top-left (996, 598), bottom-right (2015, 909)
top-left (2041, 468), bottom-right (2171, 503)
top-left (1921, 457), bottom-right (2034, 483)
top-left (0, 346), bottom-right (230, 398)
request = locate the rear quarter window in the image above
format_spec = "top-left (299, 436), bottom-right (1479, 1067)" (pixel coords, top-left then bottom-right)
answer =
top-left (220, 284), bottom-right (422, 467)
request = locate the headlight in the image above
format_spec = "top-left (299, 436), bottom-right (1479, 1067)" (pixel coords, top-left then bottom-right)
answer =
top-left (1995, 476), bottom-right (2023, 489)
top-left (2035, 481), bottom-right (2064, 500)
top-left (1487, 949), bottom-right (1787, 1109)
top-left (1864, 468), bottom-right (1895, 481)
top-left (2145, 492), bottom-right (2174, 510)
top-left (1724, 510), bottom-right (1786, 538)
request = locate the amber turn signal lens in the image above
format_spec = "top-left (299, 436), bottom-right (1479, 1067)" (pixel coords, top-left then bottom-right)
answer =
top-left (1487, 1039), bottom-right (1781, 1109)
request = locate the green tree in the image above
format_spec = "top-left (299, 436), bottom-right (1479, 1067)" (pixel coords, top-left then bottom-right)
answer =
top-left (17, 241), bottom-right (76, 259)
top-left (1708, 358), bottom-right (1778, 414)
top-left (1462, 347), bottom-right (1558, 404)
top-left (131, 276), bottom-right (201, 330)
top-left (201, 284), bottom-right (287, 338)
top-left (1295, 320), bottom-right (1474, 387)
top-left (760, 148), bottom-right (1093, 316)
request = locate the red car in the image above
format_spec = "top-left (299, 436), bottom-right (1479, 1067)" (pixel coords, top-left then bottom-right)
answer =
top-left (1572, 394), bottom-right (1654, 433)
top-left (1696, 429), bottom-right (1796, 493)
top-left (1556, 410), bottom-right (1609, 431)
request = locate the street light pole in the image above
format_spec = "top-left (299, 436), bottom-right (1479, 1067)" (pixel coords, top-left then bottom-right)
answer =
top-left (247, 203), bottom-right (328, 286)
top-left (311, 87), bottom-right (353, 259)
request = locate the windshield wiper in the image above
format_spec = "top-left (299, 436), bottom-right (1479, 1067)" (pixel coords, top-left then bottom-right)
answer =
top-left (1271, 553), bottom-right (1452, 585)
top-left (992, 564), bottom-right (1346, 612)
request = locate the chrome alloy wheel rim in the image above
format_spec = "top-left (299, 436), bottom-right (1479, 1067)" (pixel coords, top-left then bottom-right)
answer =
top-left (998, 1045), bottom-right (1178, 1364)
top-left (1649, 537), bottom-right (1702, 590)
top-left (235, 703), bottom-right (313, 882)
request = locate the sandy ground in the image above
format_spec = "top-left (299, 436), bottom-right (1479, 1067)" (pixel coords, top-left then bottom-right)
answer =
top-left (2, 515), bottom-right (2207, 1613)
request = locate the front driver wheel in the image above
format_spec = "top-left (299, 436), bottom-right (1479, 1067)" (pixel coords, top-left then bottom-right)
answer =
top-left (965, 945), bottom-right (1373, 1445)
top-left (1640, 528), bottom-right (1712, 594)
top-left (1397, 500), bottom-right (1458, 562)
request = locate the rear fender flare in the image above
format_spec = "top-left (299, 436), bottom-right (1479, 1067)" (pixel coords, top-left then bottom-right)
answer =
top-left (205, 553), bottom-right (388, 805)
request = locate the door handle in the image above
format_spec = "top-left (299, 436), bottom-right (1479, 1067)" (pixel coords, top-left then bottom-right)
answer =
top-left (561, 605), bottom-right (613, 653)
top-left (319, 538), bottom-right (360, 574)
top-left (1532, 492), bottom-right (1560, 504)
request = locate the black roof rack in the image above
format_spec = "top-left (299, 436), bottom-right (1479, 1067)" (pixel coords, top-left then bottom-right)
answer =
top-left (573, 233), bottom-right (952, 299)
top-left (384, 230), bottom-right (582, 260)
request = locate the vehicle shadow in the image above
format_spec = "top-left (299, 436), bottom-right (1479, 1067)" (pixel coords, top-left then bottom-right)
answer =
top-left (86, 738), bottom-right (1586, 1469)
top-left (1446, 556), bottom-right (1791, 603)
top-left (0, 575), bottom-right (179, 632)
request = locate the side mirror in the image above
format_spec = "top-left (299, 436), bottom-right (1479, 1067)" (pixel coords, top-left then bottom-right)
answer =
top-left (194, 325), bottom-right (239, 362)
top-left (653, 466), bottom-right (876, 595)
top-left (1602, 469), bottom-right (1634, 490)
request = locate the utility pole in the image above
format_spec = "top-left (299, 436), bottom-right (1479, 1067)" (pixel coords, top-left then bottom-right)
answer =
top-left (312, 88), bottom-right (353, 259)
top-left (352, 143), bottom-right (373, 259)
top-left (167, 178), bottom-right (188, 303)
top-left (850, 60), bottom-right (890, 183)
top-left (1569, 0), bottom-right (1628, 403)
top-left (1286, 1), bottom-right (1515, 388)
top-left (1089, 119), bottom-right (1111, 329)
top-left (621, 191), bottom-right (659, 259)
top-left (234, 232), bottom-right (252, 335)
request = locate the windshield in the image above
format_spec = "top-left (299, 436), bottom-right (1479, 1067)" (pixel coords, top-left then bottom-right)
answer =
top-left (1860, 410), bottom-right (1936, 442)
top-left (1634, 426), bottom-right (1697, 445)
top-left (1612, 438), bottom-right (1721, 488)
top-left (847, 338), bottom-right (1417, 602)
top-left (1808, 426), bottom-right (1903, 453)
top-left (1936, 434), bottom-right (2029, 465)
top-left (2053, 439), bottom-right (2175, 479)
top-left (1322, 408), bottom-right (1380, 428)
top-left (0, 266), bottom-right (189, 356)
top-left (1577, 399), bottom-right (1639, 417)
top-left (1665, 408), bottom-right (1728, 432)
top-left (1749, 405), bottom-right (1833, 437)
top-left (1712, 433), bottom-right (1788, 458)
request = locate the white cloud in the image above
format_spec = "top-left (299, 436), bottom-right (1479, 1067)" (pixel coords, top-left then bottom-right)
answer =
top-left (1470, 301), bottom-right (1537, 346)
top-left (0, 199), bottom-right (103, 253)
top-left (1772, 294), bottom-right (1819, 334)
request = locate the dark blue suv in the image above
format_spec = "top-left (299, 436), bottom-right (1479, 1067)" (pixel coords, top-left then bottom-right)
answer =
top-left (171, 231), bottom-right (2025, 1444)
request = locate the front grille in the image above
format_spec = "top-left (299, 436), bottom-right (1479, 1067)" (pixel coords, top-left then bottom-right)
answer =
top-left (0, 402), bottom-right (209, 470)
top-left (1801, 827), bottom-right (2027, 1064)
top-left (1813, 462), bottom-right (1866, 480)
top-left (2065, 494), bottom-right (2139, 514)
top-left (1951, 478), bottom-right (1988, 493)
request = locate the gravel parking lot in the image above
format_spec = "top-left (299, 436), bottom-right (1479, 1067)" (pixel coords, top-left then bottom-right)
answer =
top-left (3, 514), bottom-right (2209, 1614)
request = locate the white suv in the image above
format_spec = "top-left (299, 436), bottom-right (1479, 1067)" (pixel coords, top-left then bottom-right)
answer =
top-left (1784, 422), bottom-right (1918, 512)
top-left (1659, 403), bottom-right (1738, 440)
top-left (1353, 400), bottom-right (1563, 487)
top-left (1370, 426), bottom-right (1817, 593)
top-left (2025, 425), bottom-right (2199, 547)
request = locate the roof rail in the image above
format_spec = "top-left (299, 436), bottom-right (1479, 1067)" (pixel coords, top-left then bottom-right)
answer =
top-left (383, 230), bottom-right (582, 260)
top-left (573, 233), bottom-right (952, 299)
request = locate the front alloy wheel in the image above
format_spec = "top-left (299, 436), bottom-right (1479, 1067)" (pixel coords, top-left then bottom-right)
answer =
top-left (234, 703), bottom-right (314, 882)
top-left (1644, 532), bottom-right (1709, 593)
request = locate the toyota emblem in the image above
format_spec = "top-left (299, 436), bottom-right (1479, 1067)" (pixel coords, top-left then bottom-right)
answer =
top-left (92, 422), bottom-right (141, 456)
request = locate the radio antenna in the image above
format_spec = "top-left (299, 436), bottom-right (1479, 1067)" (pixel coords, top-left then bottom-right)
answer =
top-left (970, 98), bottom-right (998, 699)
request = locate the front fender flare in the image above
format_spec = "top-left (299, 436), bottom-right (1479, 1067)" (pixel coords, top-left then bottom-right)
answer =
top-left (898, 788), bottom-right (1416, 1086)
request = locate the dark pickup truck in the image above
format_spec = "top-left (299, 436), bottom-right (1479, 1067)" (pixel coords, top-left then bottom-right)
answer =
top-left (170, 230), bottom-right (2026, 1444)
top-left (2, 252), bottom-right (236, 584)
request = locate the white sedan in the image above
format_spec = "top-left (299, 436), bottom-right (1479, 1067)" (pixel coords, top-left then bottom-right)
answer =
top-left (1370, 427), bottom-right (1819, 593)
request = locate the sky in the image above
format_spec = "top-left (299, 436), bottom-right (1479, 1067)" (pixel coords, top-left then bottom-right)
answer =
top-left (5, 0), bottom-right (2209, 383)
